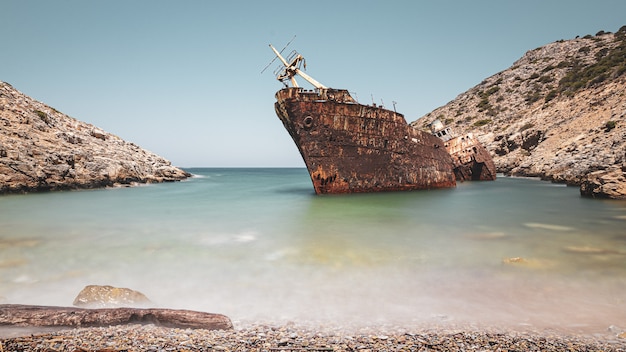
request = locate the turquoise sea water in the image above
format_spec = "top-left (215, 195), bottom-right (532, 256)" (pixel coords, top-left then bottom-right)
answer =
top-left (1, 168), bottom-right (625, 332)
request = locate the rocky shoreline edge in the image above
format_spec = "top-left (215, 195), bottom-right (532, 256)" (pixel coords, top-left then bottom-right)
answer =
top-left (1, 305), bottom-right (625, 351)
top-left (1, 81), bottom-right (190, 194)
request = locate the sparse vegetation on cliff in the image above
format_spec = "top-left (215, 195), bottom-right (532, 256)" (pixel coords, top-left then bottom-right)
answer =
top-left (411, 25), bottom-right (626, 199)
top-left (520, 122), bottom-right (535, 132)
top-left (557, 26), bottom-right (626, 96)
top-left (473, 119), bottom-right (492, 127)
top-left (605, 120), bottom-right (617, 131)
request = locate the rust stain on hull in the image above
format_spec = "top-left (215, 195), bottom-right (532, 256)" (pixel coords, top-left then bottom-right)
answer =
top-left (430, 119), bottom-right (497, 182)
top-left (450, 140), bottom-right (497, 182)
top-left (275, 88), bottom-right (457, 194)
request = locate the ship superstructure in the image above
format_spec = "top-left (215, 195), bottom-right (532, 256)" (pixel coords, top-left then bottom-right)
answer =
top-left (430, 120), bottom-right (496, 181)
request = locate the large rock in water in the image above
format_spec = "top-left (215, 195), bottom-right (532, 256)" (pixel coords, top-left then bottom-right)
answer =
top-left (580, 165), bottom-right (626, 199)
top-left (0, 81), bottom-right (190, 194)
top-left (73, 285), bottom-right (152, 308)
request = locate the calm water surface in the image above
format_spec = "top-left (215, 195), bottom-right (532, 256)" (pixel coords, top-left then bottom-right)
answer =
top-left (1, 168), bottom-right (625, 332)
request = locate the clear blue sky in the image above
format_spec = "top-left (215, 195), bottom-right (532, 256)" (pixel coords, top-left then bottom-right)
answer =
top-left (2, 1), bottom-right (625, 167)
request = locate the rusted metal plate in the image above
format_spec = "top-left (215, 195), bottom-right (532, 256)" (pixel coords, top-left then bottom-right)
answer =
top-left (445, 133), bottom-right (497, 181)
top-left (275, 88), bottom-right (457, 194)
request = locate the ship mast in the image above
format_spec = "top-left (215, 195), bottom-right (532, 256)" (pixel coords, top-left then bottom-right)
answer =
top-left (269, 44), bottom-right (327, 89)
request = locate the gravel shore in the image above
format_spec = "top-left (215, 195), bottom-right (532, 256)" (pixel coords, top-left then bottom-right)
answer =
top-left (2, 322), bottom-right (625, 352)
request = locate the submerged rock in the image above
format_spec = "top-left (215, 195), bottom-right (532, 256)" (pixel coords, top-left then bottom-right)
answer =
top-left (0, 81), bottom-right (190, 194)
top-left (524, 223), bottom-right (573, 231)
top-left (502, 257), bottom-right (554, 269)
top-left (73, 285), bottom-right (151, 308)
top-left (563, 245), bottom-right (624, 255)
top-left (502, 257), bottom-right (528, 264)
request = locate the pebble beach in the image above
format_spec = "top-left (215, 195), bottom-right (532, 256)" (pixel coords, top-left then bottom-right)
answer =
top-left (2, 323), bottom-right (626, 352)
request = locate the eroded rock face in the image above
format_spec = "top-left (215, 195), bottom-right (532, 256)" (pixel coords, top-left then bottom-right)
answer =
top-left (0, 81), bottom-right (190, 194)
top-left (411, 28), bottom-right (626, 199)
top-left (73, 285), bottom-right (152, 308)
top-left (580, 165), bottom-right (626, 199)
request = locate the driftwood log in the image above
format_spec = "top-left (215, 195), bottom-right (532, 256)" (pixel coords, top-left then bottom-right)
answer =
top-left (0, 305), bottom-right (232, 330)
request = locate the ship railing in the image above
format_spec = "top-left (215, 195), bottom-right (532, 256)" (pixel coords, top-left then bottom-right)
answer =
top-left (286, 50), bottom-right (300, 64)
top-left (297, 87), bottom-right (320, 94)
top-left (273, 65), bottom-right (285, 80)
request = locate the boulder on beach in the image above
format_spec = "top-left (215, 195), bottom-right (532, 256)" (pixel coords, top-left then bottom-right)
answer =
top-left (73, 285), bottom-right (152, 308)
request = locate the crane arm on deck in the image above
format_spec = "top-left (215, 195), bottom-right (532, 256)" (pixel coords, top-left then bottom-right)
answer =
top-left (269, 44), bottom-right (327, 89)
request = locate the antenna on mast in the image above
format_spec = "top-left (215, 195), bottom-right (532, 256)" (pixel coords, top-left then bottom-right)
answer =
top-left (261, 35), bottom-right (296, 75)
top-left (266, 39), bottom-right (327, 89)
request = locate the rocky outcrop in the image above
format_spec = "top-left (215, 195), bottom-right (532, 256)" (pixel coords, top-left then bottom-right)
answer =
top-left (0, 81), bottom-right (190, 194)
top-left (411, 26), bottom-right (626, 199)
top-left (580, 165), bottom-right (626, 199)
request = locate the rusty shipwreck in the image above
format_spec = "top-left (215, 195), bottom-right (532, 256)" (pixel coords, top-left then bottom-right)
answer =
top-left (430, 119), bottom-right (497, 182)
top-left (269, 44), bottom-right (495, 194)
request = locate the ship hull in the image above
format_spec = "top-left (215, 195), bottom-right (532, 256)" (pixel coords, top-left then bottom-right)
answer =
top-left (274, 88), bottom-right (457, 194)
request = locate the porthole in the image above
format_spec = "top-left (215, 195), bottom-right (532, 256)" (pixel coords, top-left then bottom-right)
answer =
top-left (303, 116), bottom-right (314, 129)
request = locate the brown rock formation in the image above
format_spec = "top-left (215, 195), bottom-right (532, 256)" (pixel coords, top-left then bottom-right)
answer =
top-left (0, 304), bottom-right (233, 330)
top-left (412, 26), bottom-right (626, 199)
top-left (73, 285), bottom-right (152, 308)
top-left (580, 165), bottom-right (626, 199)
top-left (0, 81), bottom-right (190, 194)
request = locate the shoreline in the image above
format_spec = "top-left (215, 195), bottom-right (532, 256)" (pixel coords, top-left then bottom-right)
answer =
top-left (2, 322), bottom-right (625, 351)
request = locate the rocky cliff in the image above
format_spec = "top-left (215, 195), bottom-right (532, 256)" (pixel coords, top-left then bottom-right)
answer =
top-left (0, 81), bottom-right (190, 194)
top-left (411, 26), bottom-right (626, 199)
